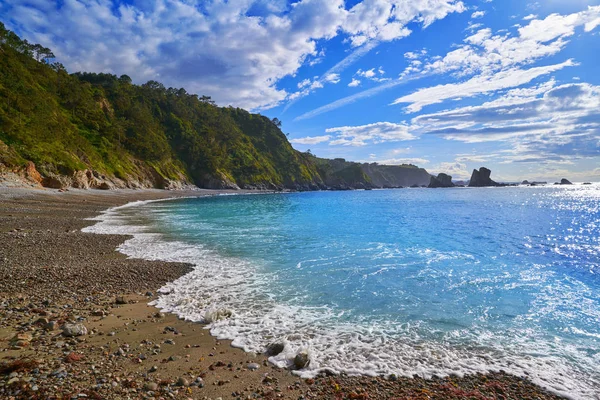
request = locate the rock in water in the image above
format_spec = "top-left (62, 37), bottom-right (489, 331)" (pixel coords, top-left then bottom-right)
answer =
top-left (468, 167), bottom-right (498, 187)
top-left (293, 351), bottom-right (310, 369)
top-left (62, 323), bottom-right (88, 337)
top-left (560, 178), bottom-right (573, 185)
top-left (428, 173), bottom-right (455, 188)
top-left (266, 342), bottom-right (285, 356)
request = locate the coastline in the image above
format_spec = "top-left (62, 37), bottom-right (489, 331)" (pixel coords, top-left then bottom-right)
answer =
top-left (0, 187), bottom-right (569, 399)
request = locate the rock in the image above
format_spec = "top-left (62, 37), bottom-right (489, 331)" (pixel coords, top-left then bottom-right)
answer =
top-left (266, 342), bottom-right (285, 356)
top-left (176, 377), bottom-right (189, 387)
top-left (428, 173), bottom-right (455, 188)
top-left (149, 365), bottom-right (158, 373)
top-left (41, 175), bottom-right (71, 190)
top-left (45, 320), bottom-right (58, 331)
top-left (293, 351), bottom-right (310, 369)
top-left (583, 182), bottom-right (592, 185)
top-left (145, 291), bottom-right (153, 297)
top-left (560, 178), bottom-right (573, 185)
top-left (247, 363), bottom-right (260, 371)
top-left (468, 167), bottom-right (498, 187)
top-left (153, 312), bottom-right (164, 318)
top-left (115, 296), bottom-right (127, 304)
top-left (62, 323), bottom-right (88, 337)
top-left (144, 382), bottom-right (158, 391)
top-left (97, 181), bottom-right (114, 190)
top-left (25, 162), bottom-right (43, 185)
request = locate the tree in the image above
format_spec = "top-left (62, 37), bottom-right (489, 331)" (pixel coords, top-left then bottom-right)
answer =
top-left (118, 74), bottom-right (132, 84)
top-left (271, 117), bottom-right (282, 128)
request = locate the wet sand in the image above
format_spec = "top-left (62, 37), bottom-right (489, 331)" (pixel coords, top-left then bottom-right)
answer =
top-left (0, 187), bottom-right (566, 399)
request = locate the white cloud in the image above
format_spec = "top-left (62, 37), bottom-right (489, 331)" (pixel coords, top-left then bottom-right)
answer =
top-left (289, 135), bottom-right (331, 145)
top-left (430, 162), bottom-right (471, 179)
top-left (523, 14), bottom-right (537, 21)
top-left (410, 81), bottom-right (600, 162)
top-left (471, 11), bottom-right (485, 19)
top-left (326, 122), bottom-right (416, 146)
top-left (2, 0), bottom-right (465, 111)
top-left (368, 157), bottom-right (430, 165)
top-left (324, 73), bottom-right (341, 84)
top-left (348, 78), bottom-right (361, 87)
top-left (393, 59), bottom-right (575, 112)
top-left (343, 0), bottom-right (465, 46)
top-left (298, 7), bottom-right (600, 120)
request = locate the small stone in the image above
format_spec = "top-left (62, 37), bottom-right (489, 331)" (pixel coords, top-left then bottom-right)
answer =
top-left (144, 382), bottom-right (158, 391)
top-left (45, 321), bottom-right (59, 331)
top-left (176, 377), bottom-right (189, 387)
top-left (293, 351), bottom-right (310, 369)
top-left (145, 291), bottom-right (153, 297)
top-left (115, 296), bottom-right (127, 305)
top-left (7, 377), bottom-right (19, 385)
top-left (168, 355), bottom-right (179, 362)
top-left (247, 363), bottom-right (260, 371)
top-left (154, 312), bottom-right (164, 318)
top-left (62, 323), bottom-right (88, 337)
top-left (149, 365), bottom-right (158, 373)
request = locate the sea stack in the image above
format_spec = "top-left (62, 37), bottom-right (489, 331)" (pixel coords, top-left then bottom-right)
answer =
top-left (560, 178), bottom-right (573, 185)
top-left (468, 167), bottom-right (498, 187)
top-left (428, 173), bottom-right (455, 188)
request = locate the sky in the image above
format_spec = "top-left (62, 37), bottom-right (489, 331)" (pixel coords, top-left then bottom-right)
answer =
top-left (2, 0), bottom-right (600, 182)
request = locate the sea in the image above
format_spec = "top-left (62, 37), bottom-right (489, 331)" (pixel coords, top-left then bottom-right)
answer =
top-left (83, 185), bottom-right (600, 399)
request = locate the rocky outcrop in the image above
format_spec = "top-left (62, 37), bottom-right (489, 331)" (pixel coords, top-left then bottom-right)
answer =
top-left (25, 162), bottom-right (43, 185)
top-left (428, 173), bottom-right (455, 188)
top-left (468, 167), bottom-right (498, 187)
top-left (560, 178), bottom-right (572, 185)
top-left (41, 174), bottom-right (72, 189)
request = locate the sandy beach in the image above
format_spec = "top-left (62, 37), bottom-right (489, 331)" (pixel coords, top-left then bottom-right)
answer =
top-left (0, 187), bottom-right (567, 399)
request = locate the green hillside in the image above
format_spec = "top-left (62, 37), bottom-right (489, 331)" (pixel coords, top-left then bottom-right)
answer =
top-left (0, 23), bottom-right (430, 190)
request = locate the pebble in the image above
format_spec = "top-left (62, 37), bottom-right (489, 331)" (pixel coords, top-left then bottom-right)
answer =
top-left (247, 363), bottom-right (260, 371)
top-left (176, 377), bottom-right (190, 387)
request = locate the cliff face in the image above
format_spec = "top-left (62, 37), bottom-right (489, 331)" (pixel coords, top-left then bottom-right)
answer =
top-left (0, 24), bottom-right (429, 191)
top-left (310, 158), bottom-right (431, 190)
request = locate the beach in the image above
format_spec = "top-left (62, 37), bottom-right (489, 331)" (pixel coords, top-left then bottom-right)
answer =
top-left (0, 187), bottom-right (568, 399)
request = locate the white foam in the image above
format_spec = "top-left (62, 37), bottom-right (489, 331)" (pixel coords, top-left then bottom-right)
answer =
top-left (83, 198), bottom-right (600, 400)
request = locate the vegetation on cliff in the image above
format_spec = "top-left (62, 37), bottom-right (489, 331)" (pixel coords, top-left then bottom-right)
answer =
top-left (0, 23), bottom-right (429, 190)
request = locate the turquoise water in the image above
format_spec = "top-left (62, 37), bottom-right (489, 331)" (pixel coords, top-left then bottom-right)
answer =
top-left (86, 186), bottom-right (600, 398)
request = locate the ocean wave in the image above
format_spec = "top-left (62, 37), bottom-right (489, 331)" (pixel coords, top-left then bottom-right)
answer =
top-left (83, 196), bottom-right (600, 400)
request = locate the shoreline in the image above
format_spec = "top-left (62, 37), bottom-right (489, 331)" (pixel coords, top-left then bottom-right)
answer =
top-left (0, 187), bottom-right (570, 399)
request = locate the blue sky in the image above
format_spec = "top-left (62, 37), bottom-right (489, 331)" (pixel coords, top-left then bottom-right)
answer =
top-left (2, 0), bottom-right (600, 181)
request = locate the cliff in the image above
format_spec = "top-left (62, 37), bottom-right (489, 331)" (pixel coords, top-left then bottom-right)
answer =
top-left (428, 173), bottom-right (455, 188)
top-left (468, 167), bottom-right (498, 187)
top-left (0, 24), bottom-right (429, 191)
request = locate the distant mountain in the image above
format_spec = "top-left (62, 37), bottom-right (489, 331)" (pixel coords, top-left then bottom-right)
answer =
top-left (0, 23), bottom-right (429, 191)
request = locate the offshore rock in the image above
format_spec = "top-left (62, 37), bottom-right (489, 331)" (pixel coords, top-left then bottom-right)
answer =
top-left (560, 178), bottom-right (573, 185)
top-left (428, 173), bottom-right (455, 188)
top-left (468, 167), bottom-right (498, 187)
